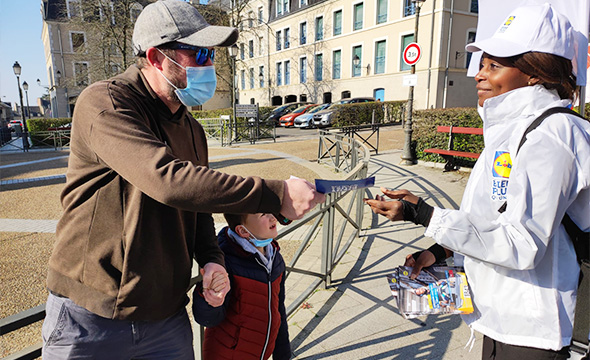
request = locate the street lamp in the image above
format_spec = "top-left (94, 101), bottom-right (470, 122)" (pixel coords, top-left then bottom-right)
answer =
top-left (12, 61), bottom-right (29, 151)
top-left (228, 44), bottom-right (238, 144)
top-left (401, 0), bottom-right (425, 165)
top-left (352, 55), bottom-right (370, 76)
top-left (22, 81), bottom-right (31, 119)
top-left (37, 70), bottom-right (61, 117)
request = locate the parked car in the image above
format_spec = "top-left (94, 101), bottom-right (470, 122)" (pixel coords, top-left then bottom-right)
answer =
top-left (8, 120), bottom-right (23, 132)
top-left (264, 102), bottom-right (311, 126)
top-left (294, 103), bottom-right (330, 128)
top-left (312, 97), bottom-right (376, 128)
top-left (279, 104), bottom-right (317, 127)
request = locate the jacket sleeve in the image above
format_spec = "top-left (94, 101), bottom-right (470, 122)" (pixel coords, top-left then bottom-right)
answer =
top-left (194, 212), bottom-right (224, 267)
top-left (191, 280), bottom-right (231, 327)
top-left (273, 271), bottom-right (292, 360)
top-left (74, 83), bottom-right (284, 215)
top-left (425, 113), bottom-right (590, 270)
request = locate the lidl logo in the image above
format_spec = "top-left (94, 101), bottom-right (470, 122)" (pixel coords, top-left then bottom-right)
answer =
top-left (492, 151), bottom-right (512, 178)
top-left (499, 16), bottom-right (515, 33)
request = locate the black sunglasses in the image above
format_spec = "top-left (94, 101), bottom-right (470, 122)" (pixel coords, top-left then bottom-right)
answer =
top-left (167, 43), bottom-right (215, 65)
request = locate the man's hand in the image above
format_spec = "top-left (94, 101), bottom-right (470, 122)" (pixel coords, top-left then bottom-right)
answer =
top-left (364, 188), bottom-right (419, 222)
top-left (280, 178), bottom-right (326, 220)
top-left (201, 263), bottom-right (230, 307)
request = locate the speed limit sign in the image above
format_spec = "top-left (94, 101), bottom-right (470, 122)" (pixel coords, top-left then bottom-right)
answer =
top-left (403, 42), bottom-right (421, 66)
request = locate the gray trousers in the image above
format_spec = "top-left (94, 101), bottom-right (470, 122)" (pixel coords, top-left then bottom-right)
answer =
top-left (42, 293), bottom-right (194, 360)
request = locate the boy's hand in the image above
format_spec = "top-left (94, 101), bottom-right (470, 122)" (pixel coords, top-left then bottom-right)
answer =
top-left (201, 263), bottom-right (230, 307)
top-left (281, 178), bottom-right (326, 220)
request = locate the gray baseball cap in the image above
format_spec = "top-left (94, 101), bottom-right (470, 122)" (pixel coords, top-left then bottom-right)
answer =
top-left (132, 0), bottom-right (238, 56)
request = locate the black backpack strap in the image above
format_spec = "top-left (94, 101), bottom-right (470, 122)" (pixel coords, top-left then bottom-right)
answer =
top-left (499, 107), bottom-right (586, 214)
top-left (516, 107), bottom-right (584, 154)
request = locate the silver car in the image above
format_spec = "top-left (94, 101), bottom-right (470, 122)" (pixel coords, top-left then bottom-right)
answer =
top-left (294, 103), bottom-right (330, 128)
top-left (312, 97), bottom-right (375, 128)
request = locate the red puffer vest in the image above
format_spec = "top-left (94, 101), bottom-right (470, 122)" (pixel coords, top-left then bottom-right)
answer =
top-left (200, 228), bottom-right (288, 360)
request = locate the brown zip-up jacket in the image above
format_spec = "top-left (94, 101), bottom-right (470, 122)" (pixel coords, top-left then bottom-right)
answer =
top-left (47, 66), bottom-right (284, 321)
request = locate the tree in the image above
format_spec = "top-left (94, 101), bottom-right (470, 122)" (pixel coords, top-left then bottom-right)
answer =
top-left (60, 0), bottom-right (155, 87)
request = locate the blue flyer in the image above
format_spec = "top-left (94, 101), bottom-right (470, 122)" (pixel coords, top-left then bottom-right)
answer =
top-left (315, 177), bottom-right (375, 194)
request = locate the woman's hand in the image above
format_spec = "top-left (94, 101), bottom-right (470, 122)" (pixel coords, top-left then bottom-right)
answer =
top-left (364, 188), bottom-right (420, 222)
top-left (404, 251), bottom-right (436, 279)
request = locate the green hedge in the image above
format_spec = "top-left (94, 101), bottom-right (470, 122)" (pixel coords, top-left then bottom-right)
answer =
top-left (332, 101), bottom-right (405, 127)
top-left (27, 118), bottom-right (72, 132)
top-left (413, 108), bottom-right (483, 166)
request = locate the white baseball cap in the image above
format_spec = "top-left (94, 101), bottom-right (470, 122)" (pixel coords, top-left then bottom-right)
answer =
top-left (465, 3), bottom-right (574, 60)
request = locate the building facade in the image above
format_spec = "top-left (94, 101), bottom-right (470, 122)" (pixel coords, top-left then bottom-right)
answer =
top-left (233, 0), bottom-right (479, 109)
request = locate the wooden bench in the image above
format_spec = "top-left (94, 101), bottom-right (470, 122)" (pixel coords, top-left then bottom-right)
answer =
top-left (423, 125), bottom-right (483, 171)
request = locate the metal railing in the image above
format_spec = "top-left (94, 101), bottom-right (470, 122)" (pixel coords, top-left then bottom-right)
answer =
top-left (0, 132), bottom-right (370, 359)
top-left (197, 117), bottom-right (276, 146)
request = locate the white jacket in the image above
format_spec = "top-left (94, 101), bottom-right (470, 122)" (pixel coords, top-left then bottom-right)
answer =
top-left (425, 85), bottom-right (590, 350)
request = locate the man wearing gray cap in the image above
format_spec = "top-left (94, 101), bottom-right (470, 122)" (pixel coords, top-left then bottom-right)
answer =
top-left (41, 1), bottom-right (323, 358)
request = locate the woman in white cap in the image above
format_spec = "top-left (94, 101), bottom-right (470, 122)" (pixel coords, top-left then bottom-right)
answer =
top-left (365, 3), bottom-right (589, 359)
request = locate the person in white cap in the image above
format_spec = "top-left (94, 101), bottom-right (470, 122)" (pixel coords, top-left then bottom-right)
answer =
top-left (41, 1), bottom-right (324, 359)
top-left (365, 3), bottom-right (589, 359)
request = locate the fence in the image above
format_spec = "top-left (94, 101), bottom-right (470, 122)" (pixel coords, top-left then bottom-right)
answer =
top-left (0, 132), bottom-right (370, 359)
top-left (197, 117), bottom-right (276, 146)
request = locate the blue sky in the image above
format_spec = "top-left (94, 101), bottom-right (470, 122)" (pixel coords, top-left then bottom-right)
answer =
top-left (0, 0), bottom-right (47, 107)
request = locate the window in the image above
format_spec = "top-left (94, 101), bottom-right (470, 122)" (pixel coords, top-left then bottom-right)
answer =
top-left (240, 43), bottom-right (245, 60)
top-left (258, 7), bottom-right (263, 24)
top-left (332, 50), bottom-right (341, 79)
top-left (341, 90), bottom-right (351, 99)
top-left (277, 62), bottom-right (283, 86)
top-left (300, 0), bottom-right (307, 6)
top-left (315, 54), bottom-right (323, 81)
top-left (333, 10), bottom-right (342, 36)
top-left (400, 34), bottom-right (414, 71)
top-left (259, 36), bottom-right (264, 56)
top-left (248, 40), bottom-right (254, 58)
top-left (300, 57), bottom-right (307, 83)
top-left (404, 0), bottom-right (416, 16)
top-left (284, 28), bottom-right (290, 49)
top-left (353, 3), bottom-right (363, 31)
top-left (284, 60), bottom-right (291, 85)
top-left (466, 31), bottom-right (476, 68)
top-left (376, 0), bottom-right (387, 24)
top-left (315, 17), bottom-right (323, 41)
top-left (470, 0), bottom-right (478, 13)
top-left (276, 30), bottom-right (282, 51)
top-left (241, 69), bottom-right (246, 90)
top-left (259, 65), bottom-right (265, 87)
top-left (248, 11), bottom-right (254, 28)
top-left (249, 68), bottom-right (254, 89)
top-left (71, 32), bottom-right (85, 52)
top-left (277, 0), bottom-right (289, 16)
top-left (67, 0), bottom-right (81, 18)
top-left (374, 40), bottom-right (386, 74)
top-left (352, 45), bottom-right (362, 77)
top-left (74, 62), bottom-right (89, 87)
top-left (300, 22), bottom-right (307, 45)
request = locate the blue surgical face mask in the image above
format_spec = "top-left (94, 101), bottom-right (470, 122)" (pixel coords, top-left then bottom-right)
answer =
top-left (156, 50), bottom-right (217, 107)
top-left (242, 226), bottom-right (273, 248)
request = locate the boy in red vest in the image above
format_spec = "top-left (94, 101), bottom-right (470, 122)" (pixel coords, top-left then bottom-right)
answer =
top-left (193, 213), bottom-right (291, 360)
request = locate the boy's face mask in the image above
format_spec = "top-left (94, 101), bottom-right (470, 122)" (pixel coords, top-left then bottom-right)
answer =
top-left (156, 49), bottom-right (217, 107)
top-left (242, 226), bottom-right (273, 247)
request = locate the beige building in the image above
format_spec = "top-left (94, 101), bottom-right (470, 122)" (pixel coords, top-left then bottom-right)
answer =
top-left (233, 0), bottom-right (480, 109)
